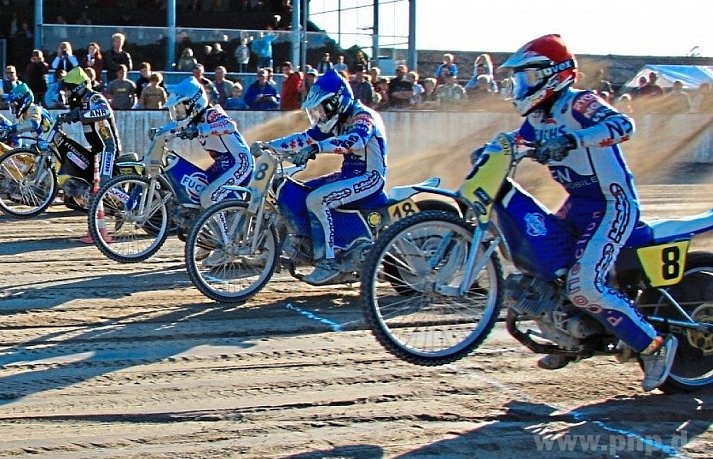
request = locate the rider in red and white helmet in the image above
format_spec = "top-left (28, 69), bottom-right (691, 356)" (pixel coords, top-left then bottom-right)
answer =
top-left (498, 34), bottom-right (677, 392)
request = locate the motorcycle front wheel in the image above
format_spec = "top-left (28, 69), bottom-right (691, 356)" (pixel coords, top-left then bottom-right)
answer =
top-left (0, 148), bottom-right (57, 218)
top-left (88, 174), bottom-right (169, 263)
top-left (185, 200), bottom-right (279, 303)
top-left (639, 251), bottom-right (713, 393)
top-left (360, 210), bottom-right (503, 366)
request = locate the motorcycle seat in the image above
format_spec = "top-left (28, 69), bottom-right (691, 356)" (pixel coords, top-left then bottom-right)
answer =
top-left (340, 190), bottom-right (389, 210)
top-left (390, 177), bottom-right (441, 202)
top-left (649, 208), bottom-right (713, 243)
top-left (117, 152), bottom-right (141, 162)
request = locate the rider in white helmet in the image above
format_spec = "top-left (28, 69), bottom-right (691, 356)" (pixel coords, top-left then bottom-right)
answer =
top-left (259, 68), bottom-right (388, 285)
top-left (165, 76), bottom-right (253, 209)
top-left (498, 34), bottom-right (677, 392)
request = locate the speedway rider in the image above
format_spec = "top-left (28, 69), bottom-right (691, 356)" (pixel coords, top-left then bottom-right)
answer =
top-left (58, 66), bottom-right (122, 196)
top-left (257, 68), bottom-right (388, 285)
top-left (0, 83), bottom-right (52, 149)
top-left (494, 34), bottom-right (676, 392)
top-left (164, 76), bottom-right (253, 210)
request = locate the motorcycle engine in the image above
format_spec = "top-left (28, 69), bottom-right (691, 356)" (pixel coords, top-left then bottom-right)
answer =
top-left (504, 273), bottom-right (560, 318)
top-left (550, 303), bottom-right (605, 339)
top-left (62, 177), bottom-right (91, 205)
top-left (171, 206), bottom-right (199, 233)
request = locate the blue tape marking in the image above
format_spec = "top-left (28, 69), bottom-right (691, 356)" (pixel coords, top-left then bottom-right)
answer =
top-left (285, 303), bottom-right (343, 332)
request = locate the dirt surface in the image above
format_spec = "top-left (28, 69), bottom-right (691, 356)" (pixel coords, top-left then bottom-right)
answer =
top-left (0, 184), bottom-right (712, 459)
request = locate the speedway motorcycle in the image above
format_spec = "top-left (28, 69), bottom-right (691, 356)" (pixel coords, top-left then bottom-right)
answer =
top-left (87, 122), bottom-right (240, 263)
top-left (184, 143), bottom-right (457, 303)
top-left (359, 131), bottom-right (713, 394)
top-left (0, 116), bottom-right (140, 218)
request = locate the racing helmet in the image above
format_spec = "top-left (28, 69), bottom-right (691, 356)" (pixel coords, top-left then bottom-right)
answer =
top-left (499, 34), bottom-right (577, 116)
top-left (165, 77), bottom-right (208, 129)
top-left (63, 67), bottom-right (91, 99)
top-left (9, 83), bottom-right (34, 118)
top-left (302, 68), bottom-right (354, 133)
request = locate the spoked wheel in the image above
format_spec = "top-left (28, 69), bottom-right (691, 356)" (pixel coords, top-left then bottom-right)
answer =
top-left (0, 148), bottom-right (57, 218)
top-left (360, 210), bottom-right (503, 366)
top-left (639, 252), bottom-right (713, 393)
top-left (185, 200), bottom-right (279, 303)
top-left (88, 174), bottom-right (169, 263)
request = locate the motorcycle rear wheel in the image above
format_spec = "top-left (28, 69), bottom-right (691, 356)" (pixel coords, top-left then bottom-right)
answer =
top-left (185, 200), bottom-right (279, 303)
top-left (360, 210), bottom-right (503, 366)
top-left (639, 251), bottom-right (713, 393)
top-left (0, 148), bottom-right (57, 218)
top-left (88, 174), bottom-right (169, 263)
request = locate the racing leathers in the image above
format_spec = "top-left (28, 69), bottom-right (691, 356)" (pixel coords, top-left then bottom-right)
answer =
top-left (0, 104), bottom-right (52, 151)
top-left (181, 105), bottom-right (253, 208)
top-left (516, 88), bottom-right (657, 353)
top-left (266, 100), bottom-right (388, 261)
top-left (64, 89), bottom-right (122, 186)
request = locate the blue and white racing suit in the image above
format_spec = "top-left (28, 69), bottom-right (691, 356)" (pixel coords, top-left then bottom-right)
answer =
top-left (517, 88), bottom-right (657, 353)
top-left (192, 105), bottom-right (253, 208)
top-left (267, 101), bottom-right (388, 260)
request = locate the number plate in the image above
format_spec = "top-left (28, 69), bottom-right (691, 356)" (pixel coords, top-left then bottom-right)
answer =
top-left (388, 199), bottom-right (419, 222)
top-left (636, 240), bottom-right (689, 287)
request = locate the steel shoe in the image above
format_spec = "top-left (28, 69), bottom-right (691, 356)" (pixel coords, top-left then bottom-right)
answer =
top-left (303, 259), bottom-right (340, 285)
top-left (641, 335), bottom-right (678, 392)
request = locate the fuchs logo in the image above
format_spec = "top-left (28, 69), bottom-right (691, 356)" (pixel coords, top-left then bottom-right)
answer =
top-left (525, 212), bottom-right (547, 237)
top-left (180, 172), bottom-right (209, 203)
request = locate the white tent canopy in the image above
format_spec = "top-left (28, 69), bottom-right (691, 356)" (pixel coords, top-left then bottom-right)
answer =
top-left (622, 64), bottom-right (713, 91)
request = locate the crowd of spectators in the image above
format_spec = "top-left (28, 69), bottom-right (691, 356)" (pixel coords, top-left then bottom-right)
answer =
top-left (4, 30), bottom-right (713, 115)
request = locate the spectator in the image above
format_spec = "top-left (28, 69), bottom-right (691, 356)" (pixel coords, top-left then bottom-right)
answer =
top-left (138, 72), bottom-right (167, 109)
top-left (691, 82), bottom-right (713, 112)
top-left (104, 32), bottom-right (132, 82)
top-left (80, 42), bottom-right (104, 87)
top-left (212, 65), bottom-right (235, 107)
top-left (661, 80), bottom-right (691, 114)
top-left (466, 75), bottom-right (500, 110)
top-left (49, 42), bottom-right (79, 82)
top-left (464, 53), bottom-right (498, 95)
top-left (332, 54), bottom-right (349, 75)
top-left (434, 53), bottom-right (458, 85)
top-left (369, 67), bottom-right (381, 90)
top-left (177, 48), bottom-right (198, 71)
top-left (235, 37), bottom-right (251, 73)
top-left (23, 49), bottom-right (49, 105)
top-left (387, 64), bottom-right (414, 109)
top-left (1, 65), bottom-right (21, 109)
top-left (134, 61), bottom-right (153, 100)
top-left (639, 71), bottom-right (664, 98)
top-left (105, 64), bottom-right (136, 109)
top-left (84, 66), bottom-right (104, 93)
top-left (374, 76), bottom-right (390, 110)
top-left (279, 61), bottom-right (302, 111)
top-left (251, 26), bottom-right (277, 70)
top-left (420, 77), bottom-right (438, 109)
top-left (192, 63), bottom-right (220, 105)
top-left (405, 71), bottom-right (423, 106)
top-left (244, 68), bottom-right (279, 110)
top-left (352, 52), bottom-right (369, 73)
top-left (615, 93), bottom-right (634, 114)
top-left (629, 75), bottom-right (649, 99)
top-left (223, 83), bottom-right (248, 110)
top-left (207, 42), bottom-right (229, 71)
top-left (316, 52), bottom-right (333, 74)
top-left (349, 65), bottom-right (375, 108)
top-left (435, 72), bottom-right (467, 109)
top-left (201, 44), bottom-right (213, 69)
top-left (44, 69), bottom-right (67, 109)
top-left (300, 68), bottom-right (318, 101)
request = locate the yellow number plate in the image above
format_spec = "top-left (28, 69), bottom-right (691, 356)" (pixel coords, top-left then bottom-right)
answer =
top-left (636, 240), bottom-right (689, 287)
top-left (388, 199), bottom-right (419, 222)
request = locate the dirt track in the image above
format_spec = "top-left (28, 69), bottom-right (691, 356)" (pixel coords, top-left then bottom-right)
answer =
top-left (0, 184), bottom-right (712, 458)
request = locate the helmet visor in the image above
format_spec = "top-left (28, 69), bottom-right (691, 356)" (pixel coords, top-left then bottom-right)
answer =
top-left (306, 104), bottom-right (328, 126)
top-left (169, 103), bottom-right (188, 121)
top-left (509, 68), bottom-right (542, 100)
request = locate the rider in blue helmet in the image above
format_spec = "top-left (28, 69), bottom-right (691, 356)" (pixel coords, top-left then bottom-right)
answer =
top-left (257, 68), bottom-right (388, 285)
top-left (0, 83), bottom-right (52, 148)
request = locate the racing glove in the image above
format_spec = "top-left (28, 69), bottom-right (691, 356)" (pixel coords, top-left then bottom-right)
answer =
top-left (532, 134), bottom-right (577, 164)
top-left (292, 144), bottom-right (319, 166)
top-left (250, 141), bottom-right (267, 157)
top-left (177, 125), bottom-right (199, 140)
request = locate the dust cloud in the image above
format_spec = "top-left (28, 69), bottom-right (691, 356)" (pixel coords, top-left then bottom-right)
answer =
top-left (241, 102), bottom-right (713, 210)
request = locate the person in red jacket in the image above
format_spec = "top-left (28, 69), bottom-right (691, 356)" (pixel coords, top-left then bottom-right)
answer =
top-left (279, 61), bottom-right (303, 111)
